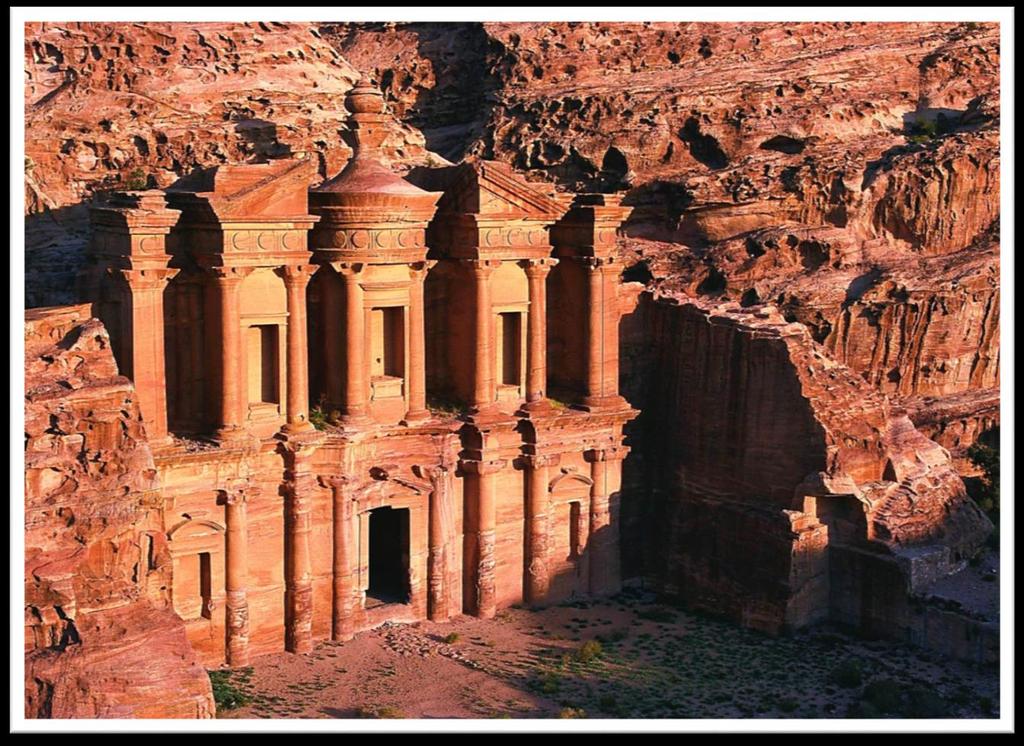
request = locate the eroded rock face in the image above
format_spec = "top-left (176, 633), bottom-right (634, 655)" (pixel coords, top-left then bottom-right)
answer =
top-left (24, 305), bottom-right (213, 719)
top-left (317, 21), bottom-right (1000, 463)
top-left (24, 21), bottom-right (435, 307)
top-left (620, 293), bottom-right (991, 634)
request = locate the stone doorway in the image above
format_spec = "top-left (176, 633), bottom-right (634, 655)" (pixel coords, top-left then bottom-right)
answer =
top-left (367, 506), bottom-right (411, 607)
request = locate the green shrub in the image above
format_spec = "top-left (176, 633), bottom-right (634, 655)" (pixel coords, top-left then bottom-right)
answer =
top-left (208, 670), bottom-right (252, 713)
top-left (575, 639), bottom-right (603, 663)
top-left (776, 697), bottom-right (799, 714)
top-left (443, 632), bottom-right (461, 644)
top-left (558, 707), bottom-right (586, 719)
top-left (598, 694), bottom-right (620, 714)
top-left (637, 607), bottom-right (677, 623)
top-left (829, 658), bottom-right (864, 688)
top-left (124, 167), bottom-right (149, 190)
top-left (905, 685), bottom-right (948, 718)
top-left (539, 672), bottom-right (561, 695)
top-left (358, 705), bottom-right (405, 719)
top-left (967, 428), bottom-right (1000, 517)
top-left (862, 678), bottom-right (902, 714)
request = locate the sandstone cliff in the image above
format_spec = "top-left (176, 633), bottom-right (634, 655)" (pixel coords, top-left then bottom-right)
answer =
top-left (24, 305), bottom-right (214, 718)
top-left (324, 21), bottom-right (1001, 465)
top-left (23, 21), bottom-right (436, 307)
top-left (620, 293), bottom-right (991, 633)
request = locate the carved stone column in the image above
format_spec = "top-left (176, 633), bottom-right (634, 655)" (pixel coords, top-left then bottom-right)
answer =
top-left (523, 454), bottom-right (558, 605)
top-left (584, 257), bottom-right (607, 407)
top-left (323, 272), bottom-right (344, 412)
top-left (338, 263), bottom-right (371, 425)
top-left (210, 266), bottom-right (253, 442)
top-left (586, 446), bottom-right (627, 596)
top-left (283, 444), bottom-right (317, 654)
top-left (521, 258), bottom-right (557, 411)
top-left (220, 483), bottom-right (255, 667)
top-left (281, 264), bottom-right (317, 433)
top-left (403, 260), bottom-right (435, 424)
top-left (463, 458), bottom-right (506, 618)
top-left (468, 260), bottom-right (499, 413)
top-left (322, 475), bottom-right (355, 641)
top-left (121, 267), bottom-right (179, 444)
top-left (422, 463), bottom-right (455, 620)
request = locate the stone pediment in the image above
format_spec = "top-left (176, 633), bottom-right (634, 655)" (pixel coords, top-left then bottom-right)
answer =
top-left (439, 161), bottom-right (569, 221)
top-left (168, 156), bottom-right (317, 223)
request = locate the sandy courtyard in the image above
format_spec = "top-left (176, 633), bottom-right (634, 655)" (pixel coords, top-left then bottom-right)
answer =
top-left (214, 587), bottom-right (1000, 720)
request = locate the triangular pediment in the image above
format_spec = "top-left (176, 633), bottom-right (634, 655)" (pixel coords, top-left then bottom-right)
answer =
top-left (169, 157), bottom-right (316, 221)
top-left (440, 161), bottom-right (567, 221)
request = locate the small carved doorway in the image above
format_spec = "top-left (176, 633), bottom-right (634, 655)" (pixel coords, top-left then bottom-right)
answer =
top-left (367, 506), bottom-right (411, 606)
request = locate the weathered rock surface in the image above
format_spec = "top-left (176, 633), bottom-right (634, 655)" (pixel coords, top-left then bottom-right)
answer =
top-left (620, 293), bottom-right (991, 634)
top-left (24, 305), bottom-right (214, 718)
top-left (21, 21), bottom-right (1000, 682)
top-left (319, 21), bottom-right (1001, 463)
top-left (24, 21), bottom-right (436, 307)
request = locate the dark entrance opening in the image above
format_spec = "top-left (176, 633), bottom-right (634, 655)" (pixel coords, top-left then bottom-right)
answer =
top-left (367, 507), bottom-right (410, 606)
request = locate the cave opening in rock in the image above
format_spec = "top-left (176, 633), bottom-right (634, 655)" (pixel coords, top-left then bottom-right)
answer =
top-left (367, 506), bottom-right (411, 606)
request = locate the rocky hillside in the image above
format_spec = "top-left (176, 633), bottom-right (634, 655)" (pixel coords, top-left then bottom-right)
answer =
top-left (24, 305), bottom-right (214, 718)
top-left (328, 20), bottom-right (1000, 465)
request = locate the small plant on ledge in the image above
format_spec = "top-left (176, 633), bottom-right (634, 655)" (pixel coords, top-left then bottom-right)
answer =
top-left (426, 395), bottom-right (467, 418)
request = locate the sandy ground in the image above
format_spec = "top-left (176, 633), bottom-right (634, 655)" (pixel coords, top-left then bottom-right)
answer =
top-left (928, 548), bottom-right (1000, 621)
top-left (218, 588), bottom-right (1000, 720)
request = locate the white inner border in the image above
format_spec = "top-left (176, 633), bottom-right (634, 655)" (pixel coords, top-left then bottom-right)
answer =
top-left (9, 4), bottom-right (1015, 734)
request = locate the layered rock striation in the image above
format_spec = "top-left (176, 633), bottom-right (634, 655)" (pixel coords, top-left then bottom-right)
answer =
top-left (620, 293), bottom-right (991, 635)
top-left (24, 305), bottom-right (213, 718)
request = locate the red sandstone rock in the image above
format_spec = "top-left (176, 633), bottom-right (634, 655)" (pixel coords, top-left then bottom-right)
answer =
top-left (323, 21), bottom-right (1001, 463)
top-left (21, 23), bottom-right (1001, 705)
top-left (24, 305), bottom-right (214, 719)
top-left (619, 293), bottom-right (991, 633)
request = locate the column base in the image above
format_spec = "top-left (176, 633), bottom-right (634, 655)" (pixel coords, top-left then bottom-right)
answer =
top-left (576, 395), bottom-right (632, 413)
top-left (400, 409), bottom-right (432, 426)
top-left (516, 398), bottom-right (558, 418)
top-left (280, 420), bottom-right (315, 435)
top-left (465, 404), bottom-right (511, 427)
top-left (147, 434), bottom-right (178, 454)
top-left (212, 425), bottom-right (256, 446)
top-left (339, 413), bottom-right (374, 431)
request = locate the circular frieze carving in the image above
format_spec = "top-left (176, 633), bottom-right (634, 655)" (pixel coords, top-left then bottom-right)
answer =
top-left (282, 231), bottom-right (300, 251)
top-left (350, 230), bottom-right (369, 250)
top-left (483, 229), bottom-right (498, 247)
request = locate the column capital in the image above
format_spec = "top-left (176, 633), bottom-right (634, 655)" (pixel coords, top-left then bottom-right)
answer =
top-left (279, 263), bottom-right (319, 286)
top-left (319, 474), bottom-right (352, 491)
top-left (585, 445), bottom-right (630, 463)
top-left (328, 261), bottom-right (365, 278)
top-left (413, 462), bottom-right (454, 485)
top-left (460, 458), bottom-right (507, 476)
top-left (462, 258), bottom-right (502, 277)
top-left (208, 265), bottom-right (255, 284)
top-left (408, 259), bottom-right (438, 280)
top-left (581, 255), bottom-right (619, 272)
top-left (520, 257), bottom-right (559, 277)
top-left (217, 482), bottom-right (261, 506)
top-left (121, 267), bottom-right (179, 291)
top-left (522, 453), bottom-right (560, 470)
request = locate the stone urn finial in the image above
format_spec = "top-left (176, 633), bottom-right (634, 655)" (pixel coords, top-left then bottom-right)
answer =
top-left (342, 78), bottom-right (389, 154)
top-left (345, 80), bottom-right (385, 115)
